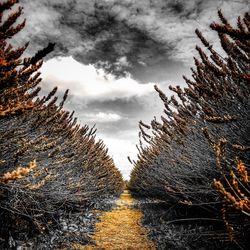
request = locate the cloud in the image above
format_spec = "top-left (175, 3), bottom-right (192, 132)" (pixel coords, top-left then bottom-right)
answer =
top-left (84, 112), bottom-right (123, 123)
top-left (14, 0), bottom-right (169, 78)
top-left (97, 134), bottom-right (138, 180)
top-left (14, 0), bottom-right (248, 80)
top-left (107, 0), bottom-right (248, 63)
top-left (40, 56), bottom-right (155, 102)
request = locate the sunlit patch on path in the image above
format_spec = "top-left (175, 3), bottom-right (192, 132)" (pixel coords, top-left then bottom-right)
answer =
top-left (75, 190), bottom-right (155, 249)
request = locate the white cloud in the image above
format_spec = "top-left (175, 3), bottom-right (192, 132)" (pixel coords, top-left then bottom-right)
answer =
top-left (40, 56), bottom-right (155, 102)
top-left (97, 134), bottom-right (138, 180)
top-left (84, 112), bottom-right (123, 123)
top-left (116, 56), bottom-right (130, 67)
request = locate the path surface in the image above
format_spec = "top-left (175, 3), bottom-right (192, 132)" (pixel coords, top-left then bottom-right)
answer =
top-left (75, 190), bottom-right (155, 249)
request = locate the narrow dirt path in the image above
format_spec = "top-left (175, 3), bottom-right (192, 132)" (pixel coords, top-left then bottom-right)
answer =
top-left (75, 190), bottom-right (155, 249)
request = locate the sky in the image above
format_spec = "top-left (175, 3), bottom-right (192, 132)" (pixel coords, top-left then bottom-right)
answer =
top-left (12, 0), bottom-right (249, 179)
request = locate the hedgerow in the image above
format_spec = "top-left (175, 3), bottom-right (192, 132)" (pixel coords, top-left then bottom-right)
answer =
top-left (129, 10), bottom-right (249, 248)
top-left (0, 0), bottom-right (124, 245)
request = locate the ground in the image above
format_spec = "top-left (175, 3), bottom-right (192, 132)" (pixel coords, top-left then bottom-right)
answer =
top-left (74, 190), bottom-right (155, 249)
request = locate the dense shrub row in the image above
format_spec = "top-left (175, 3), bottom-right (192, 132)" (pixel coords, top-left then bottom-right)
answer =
top-left (129, 11), bottom-right (249, 248)
top-left (0, 0), bottom-right (124, 244)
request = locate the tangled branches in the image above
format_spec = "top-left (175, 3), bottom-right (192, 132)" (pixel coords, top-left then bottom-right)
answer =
top-left (129, 10), bottom-right (249, 248)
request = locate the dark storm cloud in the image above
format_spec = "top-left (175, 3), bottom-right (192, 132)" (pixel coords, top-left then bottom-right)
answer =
top-left (14, 0), bottom-right (169, 77)
top-left (14, 0), bottom-right (248, 79)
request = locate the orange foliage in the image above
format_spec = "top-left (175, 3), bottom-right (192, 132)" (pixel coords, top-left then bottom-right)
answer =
top-left (0, 159), bottom-right (37, 184)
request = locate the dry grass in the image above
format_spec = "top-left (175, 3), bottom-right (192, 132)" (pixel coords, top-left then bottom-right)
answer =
top-left (74, 190), bottom-right (155, 250)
